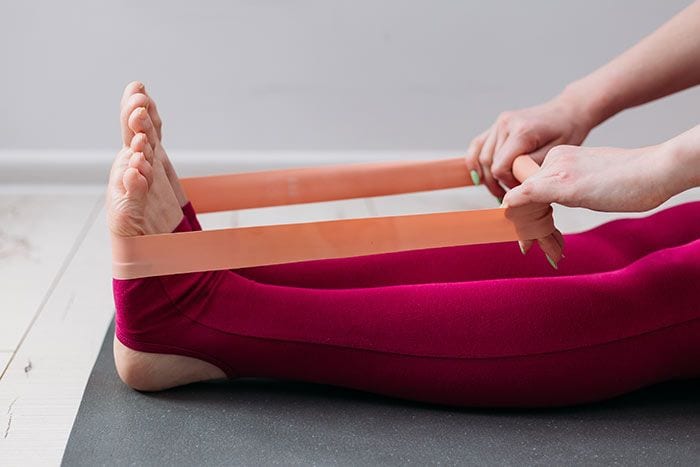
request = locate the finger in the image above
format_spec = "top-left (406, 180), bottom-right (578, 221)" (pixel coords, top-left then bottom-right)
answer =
top-left (527, 140), bottom-right (560, 166)
top-left (478, 129), bottom-right (507, 199)
top-left (494, 127), bottom-right (509, 155)
top-left (537, 231), bottom-right (564, 269)
top-left (502, 173), bottom-right (564, 208)
top-left (465, 130), bottom-right (488, 186)
top-left (518, 239), bottom-right (534, 255)
top-left (553, 229), bottom-right (565, 253)
top-left (492, 134), bottom-right (540, 189)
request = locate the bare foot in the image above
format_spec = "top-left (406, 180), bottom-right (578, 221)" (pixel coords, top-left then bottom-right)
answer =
top-left (108, 136), bottom-right (225, 391)
top-left (120, 81), bottom-right (189, 208)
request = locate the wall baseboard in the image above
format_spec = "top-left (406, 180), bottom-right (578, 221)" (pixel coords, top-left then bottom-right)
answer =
top-left (0, 149), bottom-right (462, 184)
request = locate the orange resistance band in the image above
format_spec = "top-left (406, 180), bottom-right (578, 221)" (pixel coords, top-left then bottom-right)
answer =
top-left (112, 156), bottom-right (553, 279)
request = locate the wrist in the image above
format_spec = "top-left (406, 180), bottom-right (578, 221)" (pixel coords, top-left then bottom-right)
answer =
top-left (660, 127), bottom-right (700, 195)
top-left (558, 78), bottom-right (619, 130)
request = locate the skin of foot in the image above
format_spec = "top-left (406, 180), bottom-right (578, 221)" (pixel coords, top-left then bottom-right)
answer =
top-left (110, 84), bottom-right (226, 391)
top-left (120, 81), bottom-right (189, 208)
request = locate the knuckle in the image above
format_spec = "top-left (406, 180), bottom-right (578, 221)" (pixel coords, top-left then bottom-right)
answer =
top-left (512, 121), bottom-right (533, 137)
top-left (467, 136), bottom-right (485, 155)
top-left (491, 165), bottom-right (509, 180)
top-left (498, 111), bottom-right (513, 124)
top-left (519, 180), bottom-right (535, 196)
top-left (546, 145), bottom-right (570, 161)
top-left (464, 153), bottom-right (476, 169)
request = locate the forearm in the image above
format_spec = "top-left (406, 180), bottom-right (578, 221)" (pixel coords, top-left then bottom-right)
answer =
top-left (663, 124), bottom-right (700, 197)
top-left (560, 1), bottom-right (700, 128)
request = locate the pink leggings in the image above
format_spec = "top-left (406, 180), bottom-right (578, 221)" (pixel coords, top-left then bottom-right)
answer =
top-left (114, 201), bottom-right (700, 407)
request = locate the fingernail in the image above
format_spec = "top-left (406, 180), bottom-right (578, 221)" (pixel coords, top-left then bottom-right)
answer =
top-left (518, 242), bottom-right (526, 255)
top-left (470, 170), bottom-right (480, 186)
top-left (546, 254), bottom-right (558, 270)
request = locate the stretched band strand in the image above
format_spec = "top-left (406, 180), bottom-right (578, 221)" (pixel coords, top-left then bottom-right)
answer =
top-left (112, 156), bottom-right (547, 279)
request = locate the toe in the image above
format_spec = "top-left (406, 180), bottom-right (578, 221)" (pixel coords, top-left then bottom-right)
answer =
top-left (120, 82), bottom-right (162, 142)
top-left (123, 166), bottom-right (149, 199)
top-left (129, 132), bottom-right (146, 152)
top-left (130, 133), bottom-right (155, 164)
top-left (120, 81), bottom-right (145, 109)
top-left (109, 147), bottom-right (133, 196)
top-left (141, 87), bottom-right (163, 140)
top-left (128, 107), bottom-right (159, 149)
top-left (121, 93), bottom-right (150, 146)
top-left (128, 152), bottom-right (154, 187)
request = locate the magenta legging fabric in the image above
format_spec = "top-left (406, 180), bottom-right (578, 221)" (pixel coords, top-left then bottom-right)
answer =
top-left (114, 201), bottom-right (700, 407)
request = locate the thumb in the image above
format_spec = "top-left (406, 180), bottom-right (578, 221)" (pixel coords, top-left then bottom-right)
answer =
top-left (504, 175), bottom-right (561, 208)
top-left (502, 183), bottom-right (529, 208)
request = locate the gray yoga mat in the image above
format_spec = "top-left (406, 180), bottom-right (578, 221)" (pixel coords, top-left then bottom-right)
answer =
top-left (63, 320), bottom-right (700, 466)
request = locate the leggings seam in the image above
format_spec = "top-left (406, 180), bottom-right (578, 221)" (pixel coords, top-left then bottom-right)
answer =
top-left (181, 309), bottom-right (700, 362)
top-left (153, 274), bottom-right (240, 376)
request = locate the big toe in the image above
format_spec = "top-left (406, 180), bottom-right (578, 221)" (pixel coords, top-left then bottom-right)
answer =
top-left (108, 148), bottom-right (150, 237)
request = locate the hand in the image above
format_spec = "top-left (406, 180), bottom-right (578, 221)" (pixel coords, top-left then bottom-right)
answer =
top-left (466, 90), bottom-right (596, 199)
top-left (502, 198), bottom-right (565, 270)
top-left (503, 144), bottom-right (677, 213)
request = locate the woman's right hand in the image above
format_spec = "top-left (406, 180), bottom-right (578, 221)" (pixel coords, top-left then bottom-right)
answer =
top-left (466, 88), bottom-right (597, 199)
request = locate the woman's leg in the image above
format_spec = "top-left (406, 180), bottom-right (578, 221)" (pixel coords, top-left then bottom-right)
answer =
top-left (184, 201), bottom-right (700, 288)
top-left (116, 210), bottom-right (700, 407)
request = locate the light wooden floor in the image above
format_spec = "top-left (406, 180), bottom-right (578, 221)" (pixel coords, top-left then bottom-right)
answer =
top-left (0, 182), bottom-right (698, 466)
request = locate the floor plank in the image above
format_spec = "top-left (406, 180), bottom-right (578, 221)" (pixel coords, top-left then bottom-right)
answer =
top-left (0, 193), bottom-right (101, 353)
top-left (236, 198), bottom-right (371, 227)
top-left (0, 202), bottom-right (114, 465)
top-left (370, 186), bottom-right (499, 216)
top-left (0, 353), bottom-right (10, 376)
top-left (197, 210), bottom-right (239, 230)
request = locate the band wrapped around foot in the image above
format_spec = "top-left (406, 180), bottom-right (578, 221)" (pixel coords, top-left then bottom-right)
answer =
top-left (112, 156), bottom-right (556, 279)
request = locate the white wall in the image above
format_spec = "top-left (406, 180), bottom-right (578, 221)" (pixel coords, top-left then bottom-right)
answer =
top-left (1, 1), bottom-right (698, 181)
